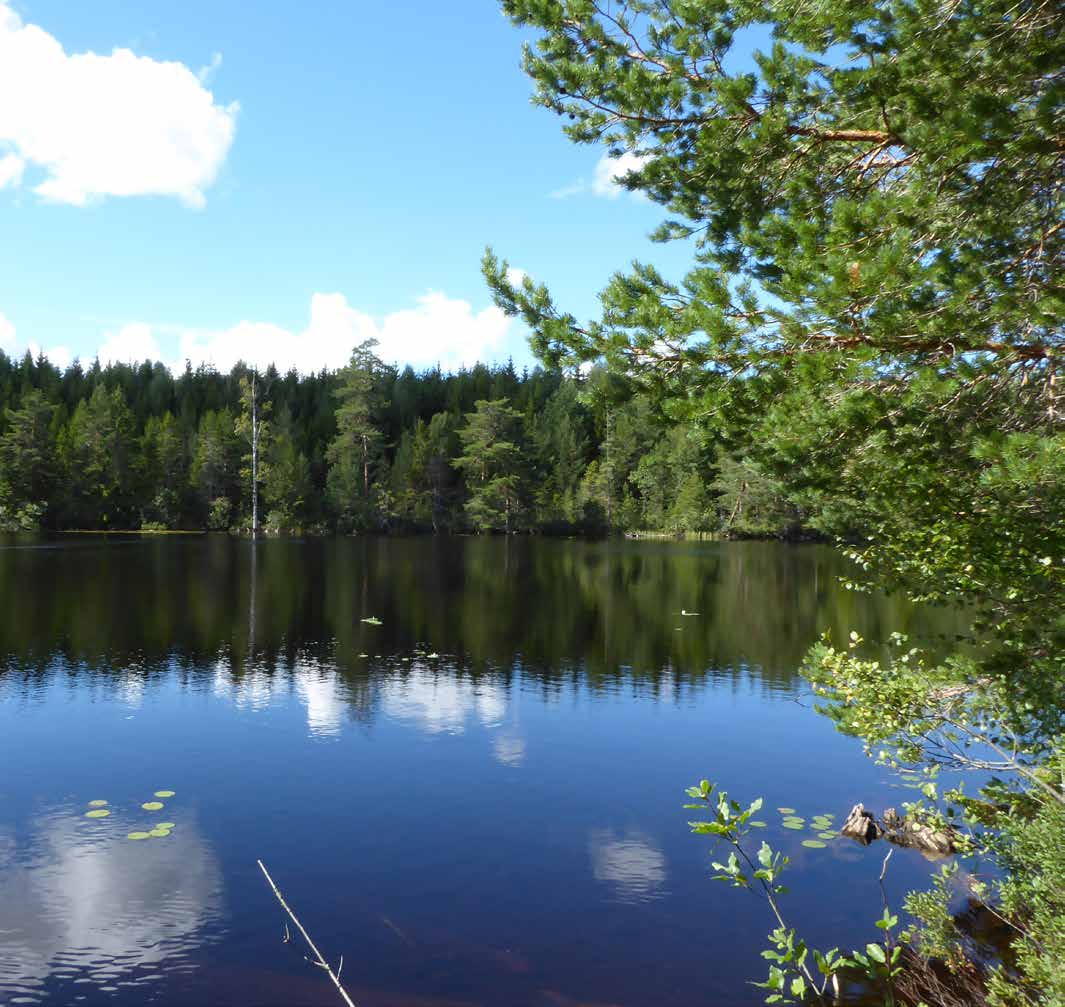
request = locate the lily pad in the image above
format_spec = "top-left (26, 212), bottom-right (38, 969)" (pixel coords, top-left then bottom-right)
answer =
top-left (127, 831), bottom-right (151, 840)
top-left (818, 832), bottom-right (837, 840)
top-left (802, 839), bottom-right (827, 849)
top-left (361, 616), bottom-right (382, 625)
top-left (85, 809), bottom-right (110, 818)
top-left (156, 822), bottom-right (176, 829)
top-left (142, 801), bottom-right (164, 811)
top-left (777, 807), bottom-right (796, 815)
top-left (154, 790), bottom-right (175, 798)
top-left (148, 828), bottom-right (171, 838)
top-left (87, 800), bottom-right (108, 808)
top-left (782, 822), bottom-right (805, 830)
top-left (749, 821), bottom-right (767, 828)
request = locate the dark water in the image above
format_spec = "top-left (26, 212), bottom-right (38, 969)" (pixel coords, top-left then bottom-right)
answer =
top-left (0, 536), bottom-right (965, 1007)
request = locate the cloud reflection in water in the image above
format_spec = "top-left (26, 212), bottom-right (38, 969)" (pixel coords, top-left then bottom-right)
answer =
top-left (588, 828), bottom-right (668, 904)
top-left (0, 810), bottom-right (223, 1002)
top-left (379, 663), bottom-right (508, 735)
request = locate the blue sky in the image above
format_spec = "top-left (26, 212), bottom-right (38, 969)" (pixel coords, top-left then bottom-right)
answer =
top-left (0, 0), bottom-right (695, 374)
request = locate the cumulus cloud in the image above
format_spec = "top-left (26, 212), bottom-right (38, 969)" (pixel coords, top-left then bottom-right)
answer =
top-left (0, 1), bottom-right (236, 207)
top-left (592, 151), bottom-right (650, 198)
top-left (97, 322), bottom-right (165, 367)
top-left (25, 340), bottom-right (72, 371)
top-left (550, 151), bottom-right (651, 201)
top-left (0, 151), bottom-right (23, 188)
top-left (150, 290), bottom-right (517, 374)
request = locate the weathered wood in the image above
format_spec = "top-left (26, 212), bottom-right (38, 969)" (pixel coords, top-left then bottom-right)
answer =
top-left (882, 808), bottom-right (958, 859)
top-left (840, 803), bottom-right (883, 844)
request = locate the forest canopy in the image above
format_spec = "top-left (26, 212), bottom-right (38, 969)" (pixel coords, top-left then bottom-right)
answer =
top-left (0, 346), bottom-right (803, 537)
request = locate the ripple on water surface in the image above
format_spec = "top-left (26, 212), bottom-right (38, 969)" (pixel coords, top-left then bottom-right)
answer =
top-left (0, 806), bottom-right (224, 1004)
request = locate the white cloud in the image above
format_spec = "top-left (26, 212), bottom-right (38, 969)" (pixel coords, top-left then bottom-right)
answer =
top-left (551, 151), bottom-right (651, 201)
top-left (0, 151), bottom-right (24, 188)
top-left (97, 322), bottom-right (165, 366)
top-left (24, 340), bottom-right (72, 370)
top-left (12, 288), bottom-right (523, 375)
top-left (0, 1), bottom-right (236, 207)
top-left (592, 151), bottom-right (651, 199)
top-left (0, 311), bottom-right (73, 368)
top-left (175, 290), bottom-right (517, 374)
top-left (504, 267), bottom-right (528, 287)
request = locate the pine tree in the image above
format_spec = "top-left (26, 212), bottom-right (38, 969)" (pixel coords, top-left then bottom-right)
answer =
top-left (235, 370), bottom-right (271, 535)
top-left (326, 340), bottom-right (387, 530)
top-left (0, 389), bottom-right (56, 529)
top-left (453, 398), bottom-right (526, 533)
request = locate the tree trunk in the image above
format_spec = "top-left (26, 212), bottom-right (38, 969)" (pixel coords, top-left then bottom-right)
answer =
top-left (251, 372), bottom-right (259, 536)
top-left (361, 434), bottom-right (369, 499)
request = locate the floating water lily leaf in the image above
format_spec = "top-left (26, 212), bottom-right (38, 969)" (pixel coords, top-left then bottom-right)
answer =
top-left (87, 800), bottom-right (108, 808)
top-left (127, 831), bottom-right (151, 840)
top-left (142, 801), bottom-right (164, 811)
top-left (148, 828), bottom-right (171, 838)
top-left (361, 616), bottom-right (382, 625)
top-left (802, 840), bottom-right (827, 849)
top-left (783, 817), bottom-right (805, 825)
top-left (154, 790), bottom-right (175, 798)
top-left (156, 822), bottom-right (176, 829)
top-left (783, 822), bottom-right (805, 830)
top-left (777, 807), bottom-right (796, 815)
top-left (85, 809), bottom-right (110, 818)
top-left (749, 821), bottom-right (767, 828)
top-left (818, 832), bottom-right (837, 840)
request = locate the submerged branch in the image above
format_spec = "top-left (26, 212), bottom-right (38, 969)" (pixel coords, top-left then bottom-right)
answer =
top-left (257, 858), bottom-right (357, 1007)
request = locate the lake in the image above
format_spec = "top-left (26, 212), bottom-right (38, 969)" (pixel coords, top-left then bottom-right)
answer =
top-left (0, 536), bottom-right (965, 1006)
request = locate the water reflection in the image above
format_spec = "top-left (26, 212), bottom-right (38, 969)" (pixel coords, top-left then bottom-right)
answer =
top-left (0, 810), bottom-right (223, 1003)
top-left (492, 731), bottom-right (527, 767)
top-left (212, 658), bottom-right (352, 737)
top-left (379, 664), bottom-right (508, 735)
top-left (588, 829), bottom-right (669, 904)
top-left (0, 537), bottom-right (972, 1007)
top-left (0, 537), bottom-right (970, 696)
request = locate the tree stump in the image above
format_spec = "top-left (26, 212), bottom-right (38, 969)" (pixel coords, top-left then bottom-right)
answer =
top-left (840, 803), bottom-right (883, 844)
top-left (882, 808), bottom-right (958, 859)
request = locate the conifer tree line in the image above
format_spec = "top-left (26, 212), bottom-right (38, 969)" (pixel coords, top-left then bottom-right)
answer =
top-left (0, 341), bottom-right (804, 535)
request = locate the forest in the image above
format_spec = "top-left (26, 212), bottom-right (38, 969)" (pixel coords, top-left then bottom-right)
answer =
top-left (0, 343), bottom-right (806, 537)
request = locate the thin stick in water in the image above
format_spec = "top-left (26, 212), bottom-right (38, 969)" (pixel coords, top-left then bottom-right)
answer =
top-left (257, 858), bottom-right (357, 1007)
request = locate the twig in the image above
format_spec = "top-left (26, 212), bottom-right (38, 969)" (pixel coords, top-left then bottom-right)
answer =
top-left (257, 859), bottom-right (357, 1007)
